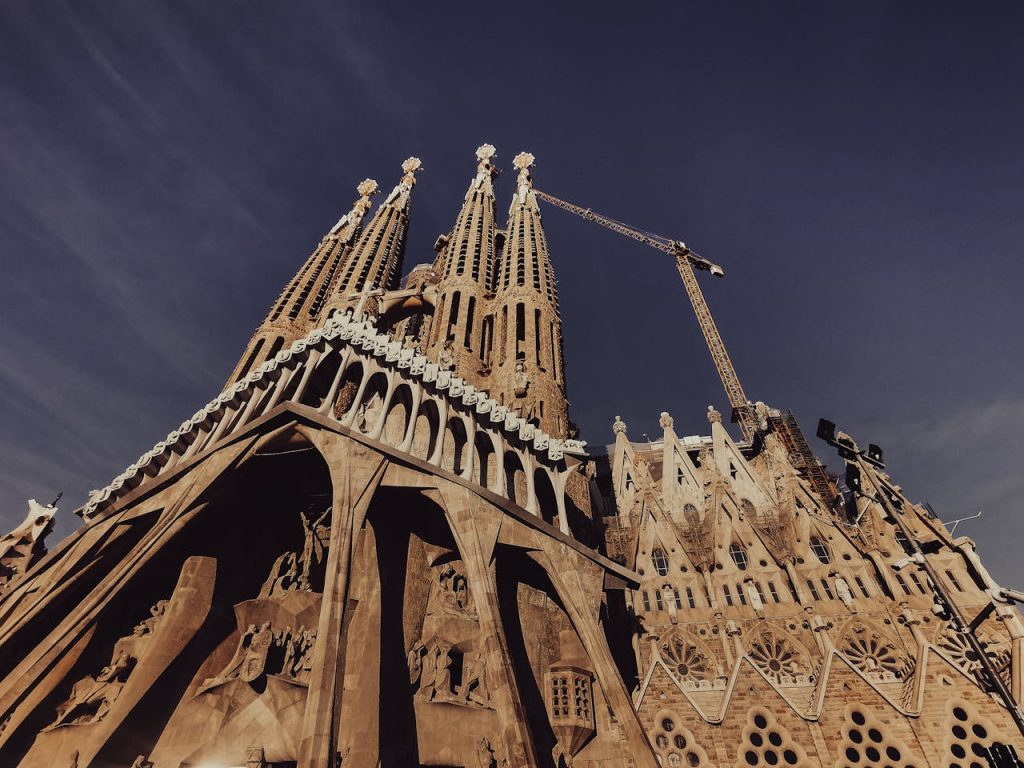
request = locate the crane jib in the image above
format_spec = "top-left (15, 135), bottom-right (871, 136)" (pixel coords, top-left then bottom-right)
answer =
top-left (534, 186), bottom-right (756, 441)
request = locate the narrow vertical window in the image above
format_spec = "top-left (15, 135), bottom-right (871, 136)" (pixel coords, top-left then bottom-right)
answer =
top-left (446, 291), bottom-right (461, 341)
top-left (946, 569), bottom-right (963, 591)
top-left (641, 592), bottom-right (651, 612)
top-left (754, 582), bottom-right (767, 605)
top-left (806, 579), bottom-right (821, 600)
top-left (767, 582), bottom-right (781, 603)
top-left (651, 549), bottom-right (669, 576)
top-left (464, 295), bottom-right (476, 349)
top-left (820, 578), bottom-right (834, 599)
top-left (499, 305), bottom-right (508, 364)
top-left (909, 572), bottom-right (928, 594)
top-left (237, 337), bottom-right (265, 380)
top-left (654, 590), bottom-right (664, 610)
top-left (736, 583), bottom-right (747, 606)
top-left (550, 321), bottom-right (558, 379)
top-left (534, 308), bottom-right (542, 366)
top-left (515, 302), bottom-right (525, 359)
top-left (895, 573), bottom-right (912, 595)
top-left (723, 584), bottom-right (734, 606)
top-left (686, 587), bottom-right (696, 608)
top-left (672, 588), bottom-right (683, 610)
top-left (854, 576), bottom-right (871, 598)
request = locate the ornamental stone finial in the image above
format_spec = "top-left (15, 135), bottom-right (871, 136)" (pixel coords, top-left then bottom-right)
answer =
top-left (400, 157), bottom-right (422, 188)
top-left (659, 411), bottom-right (674, 430)
top-left (706, 405), bottom-right (722, 424)
top-left (357, 179), bottom-right (379, 198)
top-left (476, 144), bottom-right (496, 162)
top-left (513, 151), bottom-right (535, 186)
top-left (612, 415), bottom-right (627, 436)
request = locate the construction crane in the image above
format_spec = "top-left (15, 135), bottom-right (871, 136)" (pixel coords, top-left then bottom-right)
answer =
top-left (533, 188), bottom-right (757, 441)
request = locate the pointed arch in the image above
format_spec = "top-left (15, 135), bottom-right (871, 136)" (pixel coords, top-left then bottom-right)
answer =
top-left (410, 398), bottom-right (439, 460)
top-left (744, 625), bottom-right (814, 686)
top-left (835, 618), bottom-right (912, 682)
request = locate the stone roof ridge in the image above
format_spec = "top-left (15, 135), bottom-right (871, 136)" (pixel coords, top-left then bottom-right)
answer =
top-left (75, 313), bottom-right (586, 520)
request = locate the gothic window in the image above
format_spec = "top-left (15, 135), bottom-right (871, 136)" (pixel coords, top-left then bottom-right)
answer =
top-left (820, 578), bottom-right (834, 599)
top-left (723, 584), bottom-right (734, 607)
top-left (729, 543), bottom-right (749, 571)
top-left (854, 575), bottom-right (871, 598)
top-left (747, 630), bottom-right (808, 685)
top-left (946, 569), bottom-right (963, 591)
top-left (672, 588), bottom-right (683, 610)
top-left (655, 590), bottom-right (664, 610)
top-left (652, 548), bottom-right (669, 576)
top-left (894, 529), bottom-right (911, 553)
top-left (767, 582), bottom-right (781, 603)
top-left (736, 583), bottom-right (747, 606)
top-left (686, 587), bottom-right (696, 608)
top-left (840, 625), bottom-right (910, 681)
top-left (894, 573), bottom-right (912, 595)
top-left (806, 579), bottom-right (821, 600)
top-left (938, 626), bottom-right (1011, 687)
top-left (660, 632), bottom-right (713, 684)
top-left (908, 571), bottom-right (927, 594)
top-left (809, 536), bottom-right (831, 564)
top-left (641, 592), bottom-right (651, 612)
top-left (754, 582), bottom-right (767, 605)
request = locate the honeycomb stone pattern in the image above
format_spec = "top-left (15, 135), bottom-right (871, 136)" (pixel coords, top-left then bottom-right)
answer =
top-left (942, 698), bottom-right (1016, 768)
top-left (834, 703), bottom-right (920, 768)
top-left (733, 706), bottom-right (810, 767)
top-left (649, 710), bottom-right (715, 767)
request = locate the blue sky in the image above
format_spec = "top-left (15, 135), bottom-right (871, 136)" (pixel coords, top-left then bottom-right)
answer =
top-left (2, 2), bottom-right (1023, 585)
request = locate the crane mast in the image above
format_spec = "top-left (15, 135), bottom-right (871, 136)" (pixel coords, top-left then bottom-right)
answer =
top-left (533, 188), bottom-right (756, 441)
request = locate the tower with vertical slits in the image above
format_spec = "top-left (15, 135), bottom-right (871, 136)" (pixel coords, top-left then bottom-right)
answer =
top-left (226, 179), bottom-right (378, 384)
top-left (424, 145), bottom-right (500, 385)
top-left (488, 152), bottom-right (569, 437)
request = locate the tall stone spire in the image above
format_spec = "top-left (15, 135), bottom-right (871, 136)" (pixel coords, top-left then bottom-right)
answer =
top-left (322, 157), bottom-right (422, 318)
top-left (227, 179), bottom-right (378, 384)
top-left (423, 144), bottom-right (499, 380)
top-left (491, 152), bottom-right (569, 436)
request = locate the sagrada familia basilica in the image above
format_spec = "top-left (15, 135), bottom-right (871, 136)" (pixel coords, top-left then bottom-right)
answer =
top-left (0, 145), bottom-right (1021, 767)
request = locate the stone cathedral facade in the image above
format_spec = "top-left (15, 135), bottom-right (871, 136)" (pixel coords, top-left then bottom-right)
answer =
top-left (0, 145), bottom-right (1021, 767)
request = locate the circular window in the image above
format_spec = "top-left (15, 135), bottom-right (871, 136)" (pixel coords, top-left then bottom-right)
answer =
top-left (662, 717), bottom-right (675, 732)
top-left (673, 734), bottom-right (686, 749)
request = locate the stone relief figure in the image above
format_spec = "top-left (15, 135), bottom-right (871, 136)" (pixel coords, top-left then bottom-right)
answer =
top-left (459, 650), bottom-right (489, 707)
top-left (258, 506), bottom-right (331, 598)
top-left (513, 360), bottom-right (529, 398)
top-left (439, 336), bottom-right (456, 371)
top-left (130, 600), bottom-right (168, 637)
top-left (48, 595), bottom-right (169, 728)
top-left (434, 562), bottom-right (477, 618)
top-left (51, 647), bottom-right (136, 727)
top-left (200, 623), bottom-right (316, 693)
top-left (408, 637), bottom-right (490, 707)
